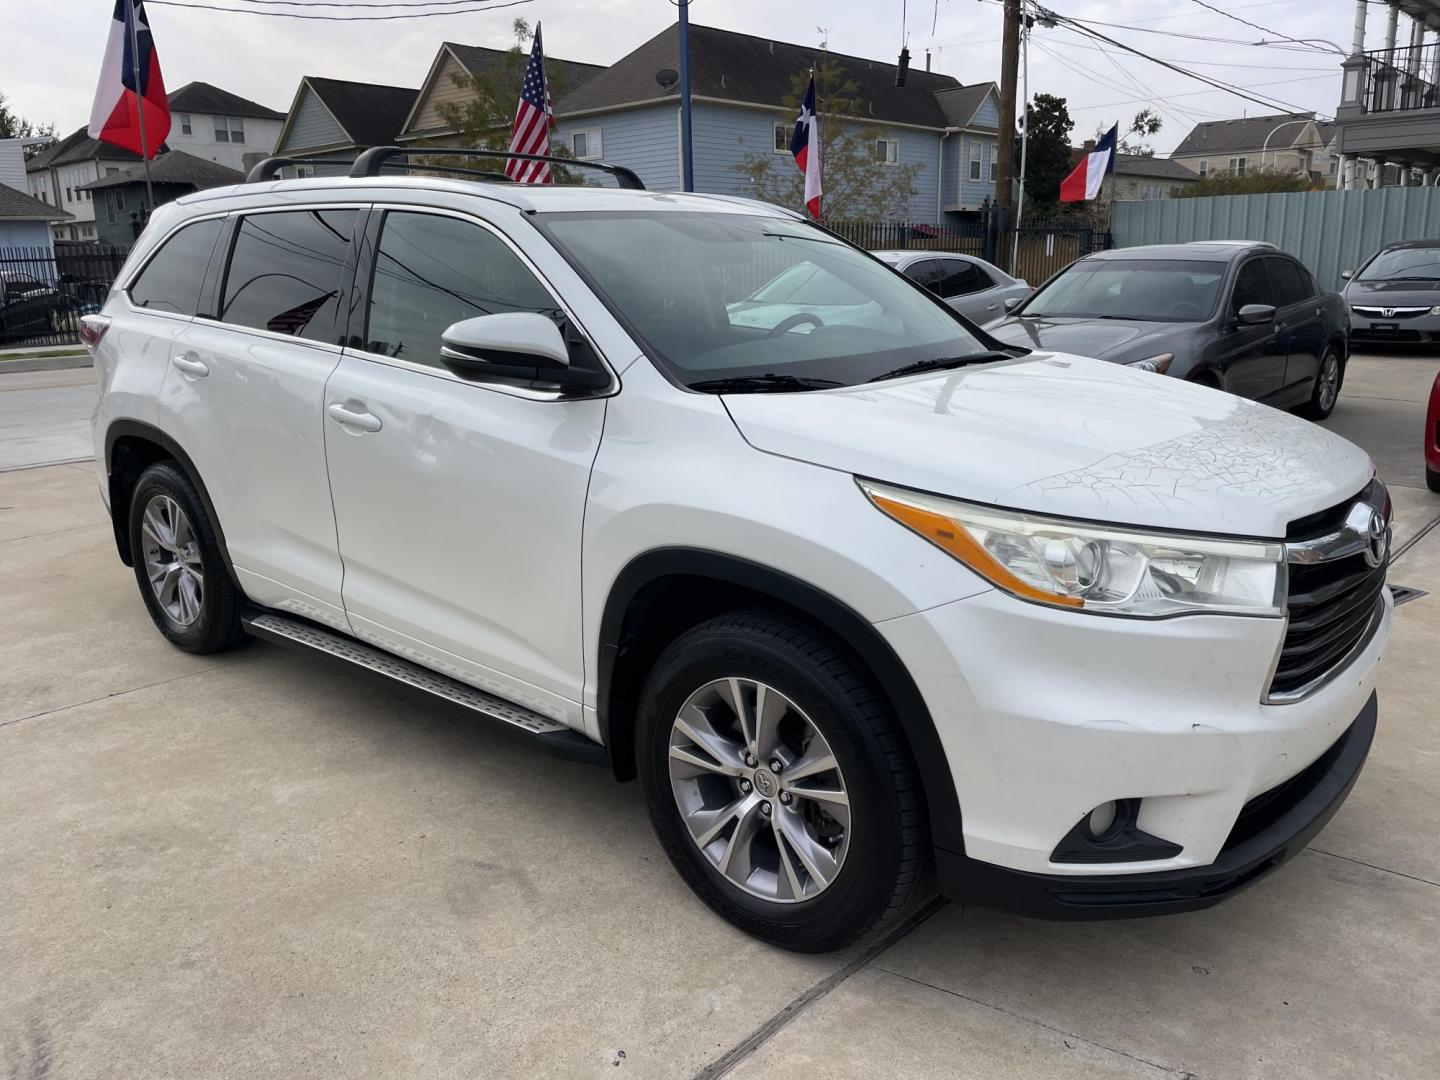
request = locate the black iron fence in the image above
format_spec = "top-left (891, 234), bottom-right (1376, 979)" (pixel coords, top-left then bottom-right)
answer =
top-left (0, 243), bottom-right (131, 349)
top-left (1361, 43), bottom-right (1440, 113)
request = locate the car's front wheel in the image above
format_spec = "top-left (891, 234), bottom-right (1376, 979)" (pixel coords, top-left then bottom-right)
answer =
top-left (128, 462), bottom-right (246, 653)
top-left (637, 609), bottom-right (928, 952)
top-left (1298, 348), bottom-right (1343, 420)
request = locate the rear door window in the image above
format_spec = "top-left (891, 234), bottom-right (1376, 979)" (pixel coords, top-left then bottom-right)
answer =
top-left (129, 217), bottom-right (224, 316)
top-left (1231, 259), bottom-right (1274, 315)
top-left (1266, 257), bottom-right (1312, 308)
top-left (219, 209), bottom-right (358, 342)
top-left (364, 211), bottom-right (562, 367)
top-left (903, 259), bottom-right (942, 294)
top-left (936, 259), bottom-right (992, 298)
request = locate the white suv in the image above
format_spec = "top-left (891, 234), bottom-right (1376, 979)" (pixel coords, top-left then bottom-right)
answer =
top-left (86, 152), bottom-right (1391, 951)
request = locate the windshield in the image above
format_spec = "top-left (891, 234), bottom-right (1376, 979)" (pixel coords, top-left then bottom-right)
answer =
top-left (1358, 247), bottom-right (1440, 281)
top-left (1018, 259), bottom-right (1223, 322)
top-left (533, 211), bottom-right (996, 390)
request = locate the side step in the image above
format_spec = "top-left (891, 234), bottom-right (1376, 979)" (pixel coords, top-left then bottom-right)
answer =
top-left (242, 610), bottom-right (607, 765)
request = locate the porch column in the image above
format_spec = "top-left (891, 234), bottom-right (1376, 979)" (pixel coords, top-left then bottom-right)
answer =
top-left (1409, 17), bottom-right (1425, 76)
top-left (1351, 0), bottom-right (1368, 55)
top-left (1384, 1), bottom-right (1400, 62)
top-left (1399, 164), bottom-right (1411, 186)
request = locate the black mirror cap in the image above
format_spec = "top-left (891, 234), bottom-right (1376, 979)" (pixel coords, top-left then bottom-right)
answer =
top-left (441, 348), bottom-right (610, 392)
top-left (1237, 303), bottom-right (1277, 325)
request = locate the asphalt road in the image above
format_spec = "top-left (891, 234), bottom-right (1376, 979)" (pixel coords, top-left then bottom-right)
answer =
top-left (2, 354), bottom-right (1439, 1079)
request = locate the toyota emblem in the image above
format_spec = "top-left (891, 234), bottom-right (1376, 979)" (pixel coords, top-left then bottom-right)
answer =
top-left (1365, 510), bottom-right (1389, 568)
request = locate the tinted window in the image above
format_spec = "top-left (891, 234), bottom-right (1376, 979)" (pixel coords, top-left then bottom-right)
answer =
top-left (220, 210), bottom-right (356, 341)
top-left (903, 259), bottom-right (943, 293)
top-left (1231, 259), bottom-right (1273, 313)
top-left (936, 259), bottom-right (992, 298)
top-left (1266, 257), bottom-right (1311, 307)
top-left (1357, 246), bottom-right (1440, 281)
top-left (129, 218), bottom-right (224, 316)
top-left (366, 211), bottom-right (561, 366)
top-left (1022, 259), bottom-right (1223, 321)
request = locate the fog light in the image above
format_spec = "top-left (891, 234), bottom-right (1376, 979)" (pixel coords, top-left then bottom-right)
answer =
top-left (1086, 800), bottom-right (1118, 838)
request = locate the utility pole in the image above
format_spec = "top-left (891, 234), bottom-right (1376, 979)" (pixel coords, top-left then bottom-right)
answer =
top-left (995, 0), bottom-right (1021, 268)
top-left (679, 0), bottom-right (694, 192)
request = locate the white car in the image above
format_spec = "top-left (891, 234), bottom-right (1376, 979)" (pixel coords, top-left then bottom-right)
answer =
top-left (873, 249), bottom-right (1032, 323)
top-left (86, 150), bottom-right (1391, 952)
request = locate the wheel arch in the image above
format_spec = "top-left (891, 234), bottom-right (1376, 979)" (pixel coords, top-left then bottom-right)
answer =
top-left (597, 547), bottom-right (966, 854)
top-left (104, 419), bottom-right (238, 586)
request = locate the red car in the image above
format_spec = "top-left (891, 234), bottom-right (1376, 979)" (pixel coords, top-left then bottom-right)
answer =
top-left (1429, 368), bottom-right (1440, 492)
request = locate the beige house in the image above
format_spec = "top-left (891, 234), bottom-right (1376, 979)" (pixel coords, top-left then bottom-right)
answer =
top-left (1169, 112), bottom-right (1336, 184)
top-left (1108, 154), bottom-right (1201, 201)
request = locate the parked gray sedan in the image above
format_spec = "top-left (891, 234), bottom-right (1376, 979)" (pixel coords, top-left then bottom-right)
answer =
top-left (1342, 239), bottom-right (1440, 345)
top-left (872, 250), bottom-right (1032, 323)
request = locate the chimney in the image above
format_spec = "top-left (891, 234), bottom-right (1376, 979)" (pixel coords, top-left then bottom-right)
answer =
top-left (1083, 139), bottom-right (1096, 153)
top-left (925, 48), bottom-right (931, 71)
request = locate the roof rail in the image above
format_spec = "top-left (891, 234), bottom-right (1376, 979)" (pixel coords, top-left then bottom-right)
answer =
top-left (245, 156), bottom-right (355, 183)
top-left (350, 146), bottom-right (646, 190)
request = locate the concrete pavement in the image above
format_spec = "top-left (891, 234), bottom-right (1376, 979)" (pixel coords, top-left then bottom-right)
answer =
top-left (0, 367), bottom-right (97, 471)
top-left (2, 356), bottom-right (1439, 1079)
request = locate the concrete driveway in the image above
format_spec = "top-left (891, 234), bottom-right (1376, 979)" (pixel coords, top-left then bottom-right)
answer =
top-left (2, 356), bottom-right (1438, 1079)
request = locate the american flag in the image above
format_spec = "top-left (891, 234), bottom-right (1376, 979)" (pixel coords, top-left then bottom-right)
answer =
top-left (506, 23), bottom-right (553, 184)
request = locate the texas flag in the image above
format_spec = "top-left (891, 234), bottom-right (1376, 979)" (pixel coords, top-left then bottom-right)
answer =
top-left (789, 74), bottom-right (822, 219)
top-left (88, 0), bottom-right (171, 159)
top-left (1059, 123), bottom-right (1118, 203)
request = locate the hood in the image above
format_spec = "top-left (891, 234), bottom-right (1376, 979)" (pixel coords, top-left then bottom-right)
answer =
top-left (722, 352), bottom-right (1373, 538)
top-left (1342, 279), bottom-right (1440, 307)
top-left (984, 316), bottom-right (1183, 363)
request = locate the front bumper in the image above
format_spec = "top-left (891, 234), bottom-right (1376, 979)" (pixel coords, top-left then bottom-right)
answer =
top-left (1349, 311), bottom-right (1440, 343)
top-left (937, 693), bottom-right (1375, 918)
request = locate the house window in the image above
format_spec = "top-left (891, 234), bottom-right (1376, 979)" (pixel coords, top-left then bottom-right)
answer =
top-left (66, 186), bottom-right (72, 202)
top-left (214, 116), bottom-right (245, 144)
top-left (115, 188), bottom-right (126, 211)
top-left (106, 190), bottom-right (117, 224)
top-left (181, 114), bottom-right (192, 135)
top-left (773, 122), bottom-right (793, 153)
top-left (571, 129), bottom-right (601, 160)
top-left (968, 142), bottom-right (982, 181)
top-left (1198, 160), bottom-right (1208, 178)
top-left (1229, 156), bottom-right (1247, 176)
top-left (1141, 184), bottom-right (1163, 200)
top-left (989, 158), bottom-right (998, 182)
top-left (875, 138), bottom-right (899, 165)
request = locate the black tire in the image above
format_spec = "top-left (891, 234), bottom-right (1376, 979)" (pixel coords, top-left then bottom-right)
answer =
top-left (1297, 347), bottom-right (1343, 420)
top-left (636, 609), bottom-right (928, 952)
top-left (128, 461), bottom-right (246, 653)
top-left (1427, 465), bottom-right (1440, 494)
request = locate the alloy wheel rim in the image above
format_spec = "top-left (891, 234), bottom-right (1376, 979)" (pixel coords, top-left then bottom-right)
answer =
top-left (1319, 355), bottom-right (1339, 411)
top-left (668, 677), bottom-right (851, 903)
top-left (141, 494), bottom-right (204, 627)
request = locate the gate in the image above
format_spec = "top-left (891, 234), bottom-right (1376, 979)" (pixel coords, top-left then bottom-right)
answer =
top-left (1005, 223), bottom-right (1110, 286)
top-left (0, 243), bottom-right (132, 348)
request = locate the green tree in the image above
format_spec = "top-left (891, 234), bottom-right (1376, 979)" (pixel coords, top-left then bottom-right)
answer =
top-left (1175, 167), bottom-right (1316, 198)
top-left (423, 19), bottom-right (583, 183)
top-left (1116, 108), bottom-right (1162, 156)
top-left (1018, 93), bottom-right (1074, 213)
top-left (0, 92), bottom-right (56, 158)
top-left (732, 60), bottom-right (923, 220)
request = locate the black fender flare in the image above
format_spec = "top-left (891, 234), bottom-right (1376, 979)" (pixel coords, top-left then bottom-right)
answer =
top-left (597, 548), bottom-right (966, 854)
top-left (104, 419), bottom-right (239, 586)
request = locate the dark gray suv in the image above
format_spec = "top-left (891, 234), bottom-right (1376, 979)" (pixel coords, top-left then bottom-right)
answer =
top-left (985, 242), bottom-right (1349, 419)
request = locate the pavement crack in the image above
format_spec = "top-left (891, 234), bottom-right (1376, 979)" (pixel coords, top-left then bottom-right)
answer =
top-left (1, 522), bottom-right (108, 544)
top-left (1392, 512), bottom-right (1440, 562)
top-left (0, 665), bottom-right (226, 731)
top-left (868, 964), bottom-right (1192, 1077)
top-left (1307, 847), bottom-right (1439, 888)
top-left (691, 897), bottom-right (947, 1080)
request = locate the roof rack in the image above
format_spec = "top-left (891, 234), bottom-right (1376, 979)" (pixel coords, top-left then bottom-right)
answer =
top-left (351, 146), bottom-right (646, 190)
top-left (245, 156), bottom-right (355, 183)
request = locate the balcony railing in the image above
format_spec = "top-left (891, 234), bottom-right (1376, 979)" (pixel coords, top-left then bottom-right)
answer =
top-left (1360, 42), bottom-right (1440, 112)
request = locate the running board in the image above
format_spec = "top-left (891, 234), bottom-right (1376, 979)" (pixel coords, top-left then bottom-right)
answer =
top-left (242, 610), bottom-right (607, 765)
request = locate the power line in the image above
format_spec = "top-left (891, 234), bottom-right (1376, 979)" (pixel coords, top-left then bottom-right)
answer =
top-left (1069, 72), bottom-right (1343, 112)
top-left (146, 0), bottom-right (533, 18)
top-left (1039, 37), bottom-right (1334, 71)
top-left (1185, 0), bottom-right (1345, 54)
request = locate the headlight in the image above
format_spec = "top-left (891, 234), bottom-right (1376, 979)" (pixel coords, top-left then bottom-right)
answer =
top-left (1126, 353), bottom-right (1174, 375)
top-left (860, 480), bottom-right (1285, 617)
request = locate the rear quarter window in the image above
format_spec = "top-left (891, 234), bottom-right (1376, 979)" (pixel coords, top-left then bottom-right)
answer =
top-left (219, 209), bottom-right (358, 342)
top-left (128, 218), bottom-right (225, 316)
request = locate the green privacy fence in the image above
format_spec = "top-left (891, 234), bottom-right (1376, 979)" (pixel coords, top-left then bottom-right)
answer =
top-left (1111, 186), bottom-right (1440, 291)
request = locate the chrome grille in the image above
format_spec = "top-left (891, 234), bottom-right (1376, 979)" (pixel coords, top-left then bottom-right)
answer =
top-left (1268, 482), bottom-right (1390, 703)
top-left (1351, 306), bottom-right (1429, 319)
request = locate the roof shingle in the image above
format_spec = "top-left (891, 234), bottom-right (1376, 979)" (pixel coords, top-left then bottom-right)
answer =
top-left (77, 150), bottom-right (244, 192)
top-left (167, 81), bottom-right (285, 120)
top-left (1171, 112), bottom-right (1319, 157)
top-left (0, 183), bottom-right (72, 221)
top-left (304, 77), bottom-right (419, 147)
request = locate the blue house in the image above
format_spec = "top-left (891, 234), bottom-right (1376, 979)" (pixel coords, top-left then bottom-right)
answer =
top-left (548, 25), bottom-right (999, 224)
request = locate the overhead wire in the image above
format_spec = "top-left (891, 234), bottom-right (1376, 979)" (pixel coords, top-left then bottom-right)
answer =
top-left (145, 0), bottom-right (534, 18)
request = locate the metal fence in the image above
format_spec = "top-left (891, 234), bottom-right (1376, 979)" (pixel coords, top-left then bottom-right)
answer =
top-left (0, 243), bottom-right (131, 348)
top-left (1359, 42), bottom-right (1440, 113)
top-left (1112, 186), bottom-right (1440, 290)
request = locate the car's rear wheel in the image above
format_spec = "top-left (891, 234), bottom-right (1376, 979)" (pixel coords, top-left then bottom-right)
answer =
top-left (129, 462), bottom-right (245, 653)
top-left (637, 609), bottom-right (928, 952)
top-left (1298, 348), bottom-right (1343, 420)
top-left (1427, 465), bottom-right (1440, 494)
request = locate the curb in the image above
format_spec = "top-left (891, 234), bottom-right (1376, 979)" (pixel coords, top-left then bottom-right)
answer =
top-left (0, 355), bottom-right (93, 374)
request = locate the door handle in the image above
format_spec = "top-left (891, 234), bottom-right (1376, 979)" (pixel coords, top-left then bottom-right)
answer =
top-left (327, 402), bottom-right (382, 433)
top-left (986, 303), bottom-right (999, 311)
top-left (171, 353), bottom-right (209, 378)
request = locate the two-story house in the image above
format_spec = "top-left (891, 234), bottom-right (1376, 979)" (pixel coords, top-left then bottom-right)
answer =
top-left (385, 24), bottom-right (999, 224)
top-left (271, 77), bottom-right (420, 174)
top-left (1170, 113), bottom-right (1335, 184)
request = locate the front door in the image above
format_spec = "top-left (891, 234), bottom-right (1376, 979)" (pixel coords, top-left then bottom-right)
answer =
top-left (1218, 256), bottom-right (1287, 401)
top-left (1266, 256), bottom-right (1327, 399)
top-left (322, 209), bottom-right (605, 727)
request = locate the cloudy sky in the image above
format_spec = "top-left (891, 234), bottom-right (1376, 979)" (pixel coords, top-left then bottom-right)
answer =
top-left (1, 0), bottom-right (1389, 155)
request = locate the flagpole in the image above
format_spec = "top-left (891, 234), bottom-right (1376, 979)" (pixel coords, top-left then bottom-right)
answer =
top-left (1010, 0), bottom-right (1029, 271)
top-left (128, 0), bottom-right (155, 210)
top-left (678, 0), bottom-right (694, 191)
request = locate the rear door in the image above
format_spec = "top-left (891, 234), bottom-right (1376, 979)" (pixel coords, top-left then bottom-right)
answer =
top-left (1218, 256), bottom-right (1287, 401)
top-left (1266, 256), bottom-right (1327, 400)
top-left (901, 259), bottom-right (943, 296)
top-left (934, 257), bottom-right (1003, 321)
top-left (158, 205), bottom-right (363, 631)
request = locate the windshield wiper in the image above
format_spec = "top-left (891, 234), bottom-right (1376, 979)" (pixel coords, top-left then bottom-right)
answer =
top-left (866, 351), bottom-right (1015, 383)
top-left (1379, 275), bottom-right (1440, 281)
top-left (689, 373), bottom-right (844, 394)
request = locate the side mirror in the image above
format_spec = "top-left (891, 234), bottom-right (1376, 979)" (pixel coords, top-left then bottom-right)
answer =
top-left (1003, 296), bottom-right (1022, 313)
top-left (1340, 269), bottom-right (1353, 280)
top-left (439, 312), bottom-right (607, 391)
top-left (1237, 303), bottom-right (1277, 326)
